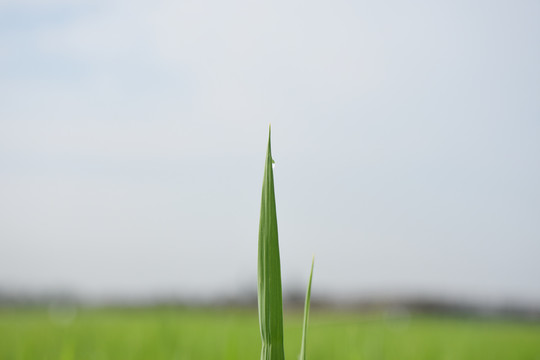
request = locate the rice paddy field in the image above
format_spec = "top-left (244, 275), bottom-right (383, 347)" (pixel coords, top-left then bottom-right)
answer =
top-left (1, 307), bottom-right (539, 360)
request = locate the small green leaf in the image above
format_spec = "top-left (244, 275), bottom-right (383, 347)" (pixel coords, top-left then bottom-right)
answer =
top-left (258, 125), bottom-right (285, 360)
top-left (299, 257), bottom-right (314, 360)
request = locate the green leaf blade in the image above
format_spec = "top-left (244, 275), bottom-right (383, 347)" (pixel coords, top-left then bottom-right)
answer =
top-left (299, 257), bottom-right (314, 360)
top-left (258, 126), bottom-right (285, 360)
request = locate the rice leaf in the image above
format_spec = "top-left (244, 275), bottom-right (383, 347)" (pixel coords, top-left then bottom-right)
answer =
top-left (258, 125), bottom-right (285, 360)
top-left (299, 257), bottom-right (314, 360)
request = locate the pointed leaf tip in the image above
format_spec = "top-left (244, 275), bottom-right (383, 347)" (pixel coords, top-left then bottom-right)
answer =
top-left (258, 127), bottom-right (285, 360)
top-left (299, 258), bottom-right (314, 360)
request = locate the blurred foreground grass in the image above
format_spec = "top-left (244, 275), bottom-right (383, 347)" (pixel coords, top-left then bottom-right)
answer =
top-left (1, 307), bottom-right (539, 359)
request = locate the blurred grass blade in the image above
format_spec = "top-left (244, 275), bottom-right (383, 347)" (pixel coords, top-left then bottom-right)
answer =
top-left (258, 126), bottom-right (285, 360)
top-left (299, 257), bottom-right (314, 360)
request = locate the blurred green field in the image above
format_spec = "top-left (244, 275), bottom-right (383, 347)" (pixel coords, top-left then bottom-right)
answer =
top-left (1, 307), bottom-right (539, 360)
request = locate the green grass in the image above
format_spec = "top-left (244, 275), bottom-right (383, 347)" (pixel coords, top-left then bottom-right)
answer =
top-left (258, 125), bottom-right (286, 359)
top-left (258, 126), bottom-right (314, 359)
top-left (300, 257), bottom-right (314, 360)
top-left (1, 307), bottom-right (539, 360)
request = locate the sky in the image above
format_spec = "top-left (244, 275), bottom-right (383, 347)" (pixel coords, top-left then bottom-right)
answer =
top-left (1, 0), bottom-right (539, 304)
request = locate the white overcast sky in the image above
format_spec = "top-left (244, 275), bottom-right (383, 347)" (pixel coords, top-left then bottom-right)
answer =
top-left (0, 0), bottom-right (539, 304)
